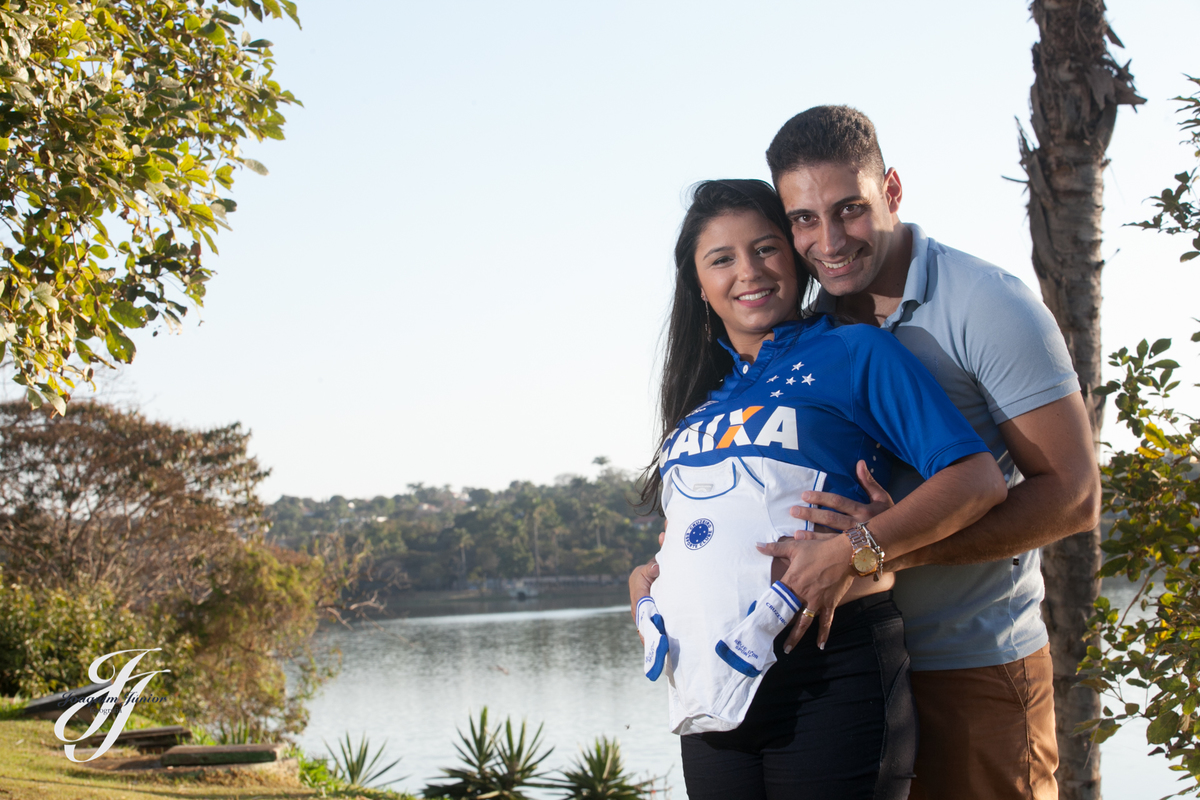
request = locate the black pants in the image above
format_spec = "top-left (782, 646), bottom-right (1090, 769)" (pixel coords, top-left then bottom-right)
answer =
top-left (680, 592), bottom-right (915, 800)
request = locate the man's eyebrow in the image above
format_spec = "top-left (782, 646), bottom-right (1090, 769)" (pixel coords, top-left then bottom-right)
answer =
top-left (786, 195), bottom-right (868, 218)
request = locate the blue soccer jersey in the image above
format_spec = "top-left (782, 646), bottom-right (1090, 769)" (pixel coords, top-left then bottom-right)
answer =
top-left (648, 315), bottom-right (988, 734)
top-left (658, 315), bottom-right (988, 497)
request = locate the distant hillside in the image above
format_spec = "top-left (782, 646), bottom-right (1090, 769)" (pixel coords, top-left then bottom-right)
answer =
top-left (265, 465), bottom-right (662, 592)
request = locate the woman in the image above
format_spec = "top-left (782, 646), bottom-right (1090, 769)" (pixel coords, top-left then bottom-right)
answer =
top-left (634, 179), bottom-right (1007, 799)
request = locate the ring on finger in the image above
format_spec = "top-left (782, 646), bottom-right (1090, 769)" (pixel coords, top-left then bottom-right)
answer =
top-left (800, 608), bottom-right (817, 619)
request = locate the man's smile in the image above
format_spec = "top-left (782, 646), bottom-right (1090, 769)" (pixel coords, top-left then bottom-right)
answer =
top-left (813, 248), bottom-right (863, 275)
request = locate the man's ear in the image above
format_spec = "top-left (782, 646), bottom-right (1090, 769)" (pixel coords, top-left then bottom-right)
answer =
top-left (884, 168), bottom-right (903, 215)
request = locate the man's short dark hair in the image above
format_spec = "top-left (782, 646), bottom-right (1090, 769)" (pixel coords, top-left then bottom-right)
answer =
top-left (766, 106), bottom-right (886, 184)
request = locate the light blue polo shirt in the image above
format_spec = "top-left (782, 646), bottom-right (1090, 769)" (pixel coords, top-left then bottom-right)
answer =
top-left (814, 223), bottom-right (1080, 671)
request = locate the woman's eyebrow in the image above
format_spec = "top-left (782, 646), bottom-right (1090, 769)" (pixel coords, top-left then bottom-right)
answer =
top-left (702, 244), bottom-right (733, 259)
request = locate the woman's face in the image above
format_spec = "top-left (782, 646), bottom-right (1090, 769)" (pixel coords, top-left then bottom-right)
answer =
top-left (694, 209), bottom-right (800, 359)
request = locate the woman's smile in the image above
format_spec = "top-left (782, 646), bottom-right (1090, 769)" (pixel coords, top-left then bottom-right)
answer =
top-left (735, 288), bottom-right (776, 305)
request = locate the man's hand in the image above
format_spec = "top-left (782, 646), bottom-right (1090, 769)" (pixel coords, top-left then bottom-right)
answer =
top-left (790, 460), bottom-right (893, 532)
top-left (756, 535), bottom-right (856, 651)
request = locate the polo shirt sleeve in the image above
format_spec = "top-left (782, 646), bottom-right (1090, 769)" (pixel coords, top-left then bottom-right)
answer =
top-left (841, 327), bottom-right (990, 479)
top-left (961, 271), bottom-right (1080, 424)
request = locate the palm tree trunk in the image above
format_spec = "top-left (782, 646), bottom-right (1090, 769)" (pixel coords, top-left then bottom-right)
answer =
top-left (1019, 2), bottom-right (1143, 797)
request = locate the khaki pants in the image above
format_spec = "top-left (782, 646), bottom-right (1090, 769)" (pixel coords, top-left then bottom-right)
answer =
top-left (908, 644), bottom-right (1058, 800)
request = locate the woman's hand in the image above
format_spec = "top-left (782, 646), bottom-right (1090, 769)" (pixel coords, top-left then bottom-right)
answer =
top-left (789, 460), bottom-right (893, 532)
top-left (756, 534), bottom-right (856, 652)
top-left (629, 527), bottom-right (667, 644)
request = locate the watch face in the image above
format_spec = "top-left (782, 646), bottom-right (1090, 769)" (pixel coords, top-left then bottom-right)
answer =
top-left (852, 548), bottom-right (879, 576)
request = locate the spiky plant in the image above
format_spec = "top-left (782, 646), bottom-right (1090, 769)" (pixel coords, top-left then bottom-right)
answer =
top-left (326, 732), bottom-right (405, 788)
top-left (423, 707), bottom-right (555, 799)
top-left (556, 737), bottom-right (655, 800)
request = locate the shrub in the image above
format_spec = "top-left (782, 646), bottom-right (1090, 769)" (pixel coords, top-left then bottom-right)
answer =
top-left (0, 571), bottom-right (160, 697)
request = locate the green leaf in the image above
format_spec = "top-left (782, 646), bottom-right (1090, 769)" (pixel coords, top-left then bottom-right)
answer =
top-left (105, 328), bottom-right (137, 363)
top-left (31, 283), bottom-right (59, 312)
top-left (46, 391), bottom-right (66, 417)
top-left (215, 165), bottom-right (235, 189)
top-left (281, 0), bottom-right (301, 26)
top-left (1146, 711), bottom-right (1181, 745)
top-left (1091, 718), bottom-right (1121, 744)
top-left (109, 301), bottom-right (147, 329)
top-left (241, 158), bottom-right (269, 176)
top-left (25, 387), bottom-right (43, 409)
top-left (137, 164), bottom-right (164, 183)
top-left (198, 21), bottom-right (228, 46)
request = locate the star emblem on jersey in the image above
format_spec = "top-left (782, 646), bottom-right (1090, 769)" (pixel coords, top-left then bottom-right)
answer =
top-left (802, 374), bottom-right (815, 385)
top-left (786, 377), bottom-right (795, 385)
top-left (766, 376), bottom-right (778, 383)
top-left (684, 518), bottom-right (715, 550)
top-left (791, 361), bottom-right (804, 371)
top-left (770, 390), bottom-right (782, 397)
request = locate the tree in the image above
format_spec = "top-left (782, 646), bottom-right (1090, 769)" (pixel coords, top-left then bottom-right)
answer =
top-left (0, 399), bottom-right (264, 600)
top-left (0, 0), bottom-right (299, 412)
top-left (1075, 77), bottom-right (1200, 797)
top-left (1018, 2), bottom-right (1144, 795)
top-left (0, 399), bottom-right (346, 738)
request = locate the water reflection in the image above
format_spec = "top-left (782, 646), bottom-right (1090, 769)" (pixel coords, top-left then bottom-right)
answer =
top-left (299, 604), bottom-right (682, 797)
top-left (297, 579), bottom-right (1178, 798)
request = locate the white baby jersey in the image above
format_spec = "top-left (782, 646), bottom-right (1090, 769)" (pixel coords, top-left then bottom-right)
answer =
top-left (652, 456), bottom-right (824, 734)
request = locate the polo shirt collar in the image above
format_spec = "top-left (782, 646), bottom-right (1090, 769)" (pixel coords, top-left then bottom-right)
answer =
top-left (809, 222), bottom-right (930, 331)
top-left (715, 318), bottom-right (806, 378)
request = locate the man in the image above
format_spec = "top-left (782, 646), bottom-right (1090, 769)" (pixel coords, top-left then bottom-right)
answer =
top-left (631, 106), bottom-right (1100, 799)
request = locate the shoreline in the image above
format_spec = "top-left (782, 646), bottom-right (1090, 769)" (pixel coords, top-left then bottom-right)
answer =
top-left (343, 583), bottom-right (631, 622)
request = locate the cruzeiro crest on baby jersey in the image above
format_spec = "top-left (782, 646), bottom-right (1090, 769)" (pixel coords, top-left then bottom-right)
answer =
top-left (684, 518), bottom-right (715, 550)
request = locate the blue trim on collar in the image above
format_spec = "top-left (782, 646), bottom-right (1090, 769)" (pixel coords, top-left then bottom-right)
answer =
top-left (710, 317), bottom-right (823, 400)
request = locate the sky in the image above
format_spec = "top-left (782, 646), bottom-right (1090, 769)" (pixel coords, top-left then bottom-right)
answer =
top-left (38, 0), bottom-right (1200, 502)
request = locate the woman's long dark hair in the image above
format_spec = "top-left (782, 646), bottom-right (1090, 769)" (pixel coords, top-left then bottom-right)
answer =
top-left (639, 179), bottom-right (811, 511)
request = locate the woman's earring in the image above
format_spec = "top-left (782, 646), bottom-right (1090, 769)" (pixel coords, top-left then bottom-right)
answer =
top-left (704, 300), bottom-right (712, 342)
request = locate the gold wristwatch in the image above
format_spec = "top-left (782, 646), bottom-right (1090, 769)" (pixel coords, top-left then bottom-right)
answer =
top-left (846, 522), bottom-right (885, 581)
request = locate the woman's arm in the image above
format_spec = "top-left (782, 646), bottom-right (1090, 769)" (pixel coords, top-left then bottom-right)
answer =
top-left (758, 450), bottom-right (1006, 651)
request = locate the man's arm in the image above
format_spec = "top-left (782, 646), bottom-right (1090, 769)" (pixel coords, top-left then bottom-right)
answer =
top-left (762, 450), bottom-right (1007, 649)
top-left (790, 393), bottom-right (1100, 566)
top-left (886, 391), bottom-right (1100, 570)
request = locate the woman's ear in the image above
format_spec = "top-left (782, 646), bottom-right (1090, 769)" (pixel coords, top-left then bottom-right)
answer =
top-left (700, 289), bottom-right (708, 302)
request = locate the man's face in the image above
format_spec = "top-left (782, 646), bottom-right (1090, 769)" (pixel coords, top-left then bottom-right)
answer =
top-left (775, 163), bottom-right (904, 298)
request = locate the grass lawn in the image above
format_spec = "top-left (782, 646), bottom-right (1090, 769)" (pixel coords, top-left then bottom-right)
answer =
top-left (0, 718), bottom-right (415, 800)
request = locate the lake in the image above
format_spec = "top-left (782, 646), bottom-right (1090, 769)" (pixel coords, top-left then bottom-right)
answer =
top-left (296, 584), bottom-right (1183, 799)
